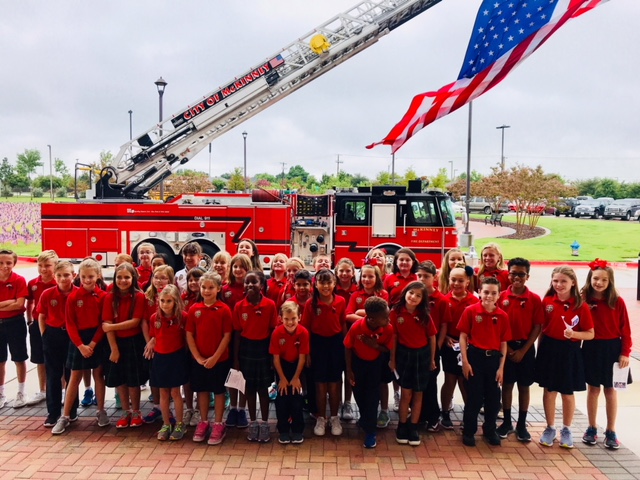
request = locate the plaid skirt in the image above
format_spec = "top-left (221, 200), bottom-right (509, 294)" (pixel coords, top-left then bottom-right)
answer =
top-left (396, 343), bottom-right (432, 392)
top-left (150, 349), bottom-right (189, 389)
top-left (239, 337), bottom-right (273, 391)
top-left (105, 334), bottom-right (149, 388)
top-left (310, 333), bottom-right (345, 383)
top-left (66, 328), bottom-right (106, 371)
top-left (582, 338), bottom-right (633, 388)
top-left (535, 335), bottom-right (585, 395)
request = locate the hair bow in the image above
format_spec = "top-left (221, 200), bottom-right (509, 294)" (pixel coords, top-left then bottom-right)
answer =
top-left (363, 257), bottom-right (381, 268)
top-left (588, 258), bottom-right (609, 271)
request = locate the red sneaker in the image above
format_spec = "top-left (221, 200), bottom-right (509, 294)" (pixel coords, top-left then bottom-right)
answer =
top-left (116, 412), bottom-right (131, 429)
top-left (130, 411), bottom-right (143, 428)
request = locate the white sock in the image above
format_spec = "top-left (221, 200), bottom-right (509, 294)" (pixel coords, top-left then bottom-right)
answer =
top-left (563, 424), bottom-right (571, 430)
top-left (0, 385), bottom-right (4, 395)
top-left (18, 383), bottom-right (25, 394)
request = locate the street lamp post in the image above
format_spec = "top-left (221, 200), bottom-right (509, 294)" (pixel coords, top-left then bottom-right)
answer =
top-left (47, 145), bottom-right (53, 200)
top-left (496, 124), bottom-right (510, 172)
top-left (128, 110), bottom-right (133, 141)
top-left (155, 77), bottom-right (167, 198)
top-left (242, 131), bottom-right (248, 193)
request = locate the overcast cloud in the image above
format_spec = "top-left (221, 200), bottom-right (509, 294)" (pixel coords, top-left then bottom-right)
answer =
top-left (1, 0), bottom-right (638, 185)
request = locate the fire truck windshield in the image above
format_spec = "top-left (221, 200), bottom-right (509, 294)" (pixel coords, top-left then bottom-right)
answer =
top-left (438, 198), bottom-right (457, 227)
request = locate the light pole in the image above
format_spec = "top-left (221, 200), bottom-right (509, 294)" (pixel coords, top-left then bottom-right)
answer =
top-left (208, 143), bottom-right (212, 179)
top-left (391, 152), bottom-right (395, 185)
top-left (242, 131), bottom-right (248, 193)
top-left (155, 77), bottom-right (167, 198)
top-left (496, 124), bottom-right (510, 172)
top-left (448, 160), bottom-right (453, 181)
top-left (128, 110), bottom-right (133, 141)
top-left (47, 145), bottom-right (53, 200)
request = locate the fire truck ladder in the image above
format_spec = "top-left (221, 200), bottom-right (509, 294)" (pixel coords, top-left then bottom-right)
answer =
top-left (96, 0), bottom-right (442, 200)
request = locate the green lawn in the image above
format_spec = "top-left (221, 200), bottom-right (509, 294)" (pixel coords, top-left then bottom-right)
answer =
top-left (0, 195), bottom-right (76, 203)
top-left (469, 215), bottom-right (639, 262)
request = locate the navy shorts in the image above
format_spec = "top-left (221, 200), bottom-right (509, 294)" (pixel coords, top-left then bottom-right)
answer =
top-left (28, 321), bottom-right (44, 364)
top-left (503, 340), bottom-right (536, 387)
top-left (0, 315), bottom-right (28, 363)
top-left (190, 358), bottom-right (231, 395)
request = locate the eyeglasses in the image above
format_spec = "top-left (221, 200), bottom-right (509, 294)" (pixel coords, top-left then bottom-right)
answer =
top-left (508, 272), bottom-right (527, 278)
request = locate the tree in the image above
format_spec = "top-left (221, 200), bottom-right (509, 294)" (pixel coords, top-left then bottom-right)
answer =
top-left (93, 151), bottom-right (113, 170)
top-left (33, 175), bottom-right (64, 190)
top-left (0, 158), bottom-right (14, 196)
top-left (429, 168), bottom-right (450, 190)
top-left (286, 165), bottom-right (309, 182)
top-left (227, 167), bottom-right (247, 191)
top-left (210, 177), bottom-right (227, 191)
top-left (54, 158), bottom-right (69, 177)
top-left (16, 149), bottom-right (43, 196)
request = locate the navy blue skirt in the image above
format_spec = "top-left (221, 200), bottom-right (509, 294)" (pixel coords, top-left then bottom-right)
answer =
top-left (535, 336), bottom-right (585, 395)
top-left (582, 338), bottom-right (633, 388)
top-left (150, 349), bottom-right (189, 388)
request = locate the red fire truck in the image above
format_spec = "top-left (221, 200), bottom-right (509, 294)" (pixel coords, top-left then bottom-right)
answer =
top-left (41, 0), bottom-right (458, 268)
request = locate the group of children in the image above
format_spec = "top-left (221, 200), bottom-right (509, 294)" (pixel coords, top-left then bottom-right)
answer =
top-left (0, 240), bottom-right (631, 451)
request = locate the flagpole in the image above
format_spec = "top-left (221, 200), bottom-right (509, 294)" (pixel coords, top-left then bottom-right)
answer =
top-left (464, 102), bottom-right (472, 237)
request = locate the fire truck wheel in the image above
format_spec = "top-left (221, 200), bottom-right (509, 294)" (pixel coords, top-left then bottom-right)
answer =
top-left (197, 242), bottom-right (219, 271)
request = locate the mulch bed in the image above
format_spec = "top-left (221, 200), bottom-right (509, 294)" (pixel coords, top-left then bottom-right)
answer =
top-left (471, 218), bottom-right (546, 240)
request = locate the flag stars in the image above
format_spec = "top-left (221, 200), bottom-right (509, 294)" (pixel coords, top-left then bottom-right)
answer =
top-left (478, 27), bottom-right (484, 33)
top-left (541, 14), bottom-right (546, 19)
top-left (508, 35), bottom-right (514, 41)
top-left (498, 43), bottom-right (504, 49)
top-left (519, 28), bottom-right (525, 34)
top-left (504, 26), bottom-right (509, 32)
top-left (483, 9), bottom-right (489, 15)
top-left (493, 33), bottom-right (499, 39)
top-left (489, 50), bottom-right (494, 56)
top-left (494, 2), bottom-right (500, 8)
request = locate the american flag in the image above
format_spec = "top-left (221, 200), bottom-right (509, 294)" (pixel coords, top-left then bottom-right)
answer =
top-left (367, 0), bottom-right (608, 153)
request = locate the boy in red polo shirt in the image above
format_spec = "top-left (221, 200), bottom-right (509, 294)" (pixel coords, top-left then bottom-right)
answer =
top-left (458, 277), bottom-right (511, 447)
top-left (0, 249), bottom-right (29, 409)
top-left (270, 301), bottom-right (310, 444)
top-left (37, 261), bottom-right (79, 427)
top-left (496, 258), bottom-right (543, 442)
top-left (345, 296), bottom-right (394, 449)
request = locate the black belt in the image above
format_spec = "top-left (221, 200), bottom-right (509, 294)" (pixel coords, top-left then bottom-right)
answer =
top-left (48, 325), bottom-right (67, 331)
top-left (469, 344), bottom-right (503, 357)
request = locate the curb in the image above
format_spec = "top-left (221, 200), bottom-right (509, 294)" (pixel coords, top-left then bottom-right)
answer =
top-left (17, 256), bottom-right (37, 263)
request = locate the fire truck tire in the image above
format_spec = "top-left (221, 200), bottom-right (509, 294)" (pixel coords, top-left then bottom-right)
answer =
top-left (153, 243), bottom-right (180, 270)
top-left (196, 242), bottom-right (220, 270)
top-left (376, 245), bottom-right (400, 256)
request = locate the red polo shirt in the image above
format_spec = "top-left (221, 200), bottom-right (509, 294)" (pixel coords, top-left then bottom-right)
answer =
top-left (221, 282), bottom-right (245, 310)
top-left (384, 273), bottom-right (418, 306)
top-left (390, 305), bottom-right (437, 349)
top-left (457, 302), bottom-right (511, 351)
top-left (444, 292), bottom-right (479, 339)
top-left (498, 287), bottom-right (544, 341)
top-left (27, 276), bottom-right (56, 318)
top-left (149, 311), bottom-right (186, 354)
top-left (301, 295), bottom-right (346, 337)
top-left (186, 300), bottom-right (233, 359)
top-left (586, 297), bottom-right (632, 357)
top-left (345, 289), bottom-right (389, 316)
top-left (143, 296), bottom-right (158, 321)
top-left (181, 290), bottom-right (199, 311)
top-left (233, 296), bottom-right (278, 341)
top-left (541, 295), bottom-right (594, 342)
top-left (102, 291), bottom-right (145, 338)
top-left (65, 287), bottom-right (107, 347)
top-left (476, 268), bottom-right (510, 292)
top-left (344, 318), bottom-right (395, 361)
top-left (269, 324), bottom-right (310, 363)
top-left (0, 272), bottom-right (28, 318)
top-left (36, 285), bottom-right (77, 328)
top-left (335, 283), bottom-right (358, 306)
top-left (137, 265), bottom-right (153, 291)
top-left (266, 277), bottom-right (286, 302)
top-left (428, 290), bottom-right (452, 334)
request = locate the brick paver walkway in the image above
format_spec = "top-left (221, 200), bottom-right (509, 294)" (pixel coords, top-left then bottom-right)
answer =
top-left (1, 401), bottom-right (638, 480)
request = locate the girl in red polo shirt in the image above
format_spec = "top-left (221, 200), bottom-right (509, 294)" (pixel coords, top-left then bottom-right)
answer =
top-left (145, 285), bottom-right (188, 441)
top-left (383, 248), bottom-right (418, 306)
top-left (335, 258), bottom-right (357, 304)
top-left (441, 264), bottom-right (478, 430)
top-left (182, 268), bottom-right (204, 311)
top-left (302, 269), bottom-right (346, 437)
top-left (187, 272), bottom-right (233, 445)
top-left (237, 239), bottom-right (263, 272)
top-left (390, 281), bottom-right (437, 447)
top-left (476, 243), bottom-right (510, 293)
top-left (266, 253), bottom-right (288, 302)
top-left (211, 251), bottom-right (231, 284)
top-left (437, 248), bottom-right (466, 294)
top-left (580, 260), bottom-right (632, 450)
top-left (365, 248), bottom-right (390, 281)
top-left (536, 266), bottom-right (594, 449)
top-left (277, 257), bottom-right (305, 309)
top-left (102, 263), bottom-right (147, 430)
top-left (233, 270), bottom-right (278, 443)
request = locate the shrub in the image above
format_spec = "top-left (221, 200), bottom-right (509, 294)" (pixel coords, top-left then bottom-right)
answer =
top-left (1, 190), bottom-right (13, 197)
top-left (55, 187), bottom-right (67, 198)
top-left (32, 188), bottom-right (44, 198)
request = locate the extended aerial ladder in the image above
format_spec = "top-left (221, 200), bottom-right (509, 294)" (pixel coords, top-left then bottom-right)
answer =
top-left (94, 0), bottom-right (442, 200)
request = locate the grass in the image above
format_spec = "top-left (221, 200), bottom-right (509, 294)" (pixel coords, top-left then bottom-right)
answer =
top-left (469, 214), bottom-right (640, 262)
top-left (0, 195), bottom-right (76, 203)
top-left (0, 241), bottom-right (42, 257)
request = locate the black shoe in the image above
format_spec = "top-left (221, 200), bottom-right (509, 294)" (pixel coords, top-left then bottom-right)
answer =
top-left (407, 423), bottom-right (421, 446)
top-left (462, 434), bottom-right (476, 447)
top-left (396, 422), bottom-right (409, 444)
top-left (484, 431), bottom-right (501, 446)
top-left (43, 415), bottom-right (58, 428)
top-left (440, 412), bottom-right (454, 430)
top-left (496, 421), bottom-right (514, 439)
top-left (516, 424), bottom-right (531, 442)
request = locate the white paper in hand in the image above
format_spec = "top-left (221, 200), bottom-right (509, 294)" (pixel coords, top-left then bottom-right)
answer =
top-left (225, 368), bottom-right (246, 394)
top-left (612, 362), bottom-right (630, 391)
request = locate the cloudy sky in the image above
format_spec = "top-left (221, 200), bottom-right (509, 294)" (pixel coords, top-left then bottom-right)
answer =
top-left (1, 0), bottom-right (638, 185)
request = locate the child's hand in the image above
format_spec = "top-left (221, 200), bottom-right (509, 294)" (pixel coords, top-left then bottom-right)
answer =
top-left (619, 355), bottom-right (630, 369)
top-left (78, 344), bottom-right (93, 358)
top-left (347, 370), bottom-right (356, 387)
top-left (290, 377), bottom-right (302, 394)
top-left (109, 349), bottom-right (120, 364)
top-left (278, 378), bottom-right (290, 395)
top-left (233, 359), bottom-right (240, 371)
top-left (509, 349), bottom-right (525, 363)
top-left (389, 358), bottom-right (396, 373)
top-left (306, 356), bottom-right (312, 368)
top-left (430, 359), bottom-right (436, 371)
top-left (203, 356), bottom-right (218, 369)
top-left (462, 362), bottom-right (473, 380)
top-left (446, 336), bottom-right (456, 348)
top-left (102, 322), bottom-right (113, 333)
top-left (564, 327), bottom-right (574, 339)
top-left (143, 343), bottom-right (155, 360)
top-left (495, 368), bottom-right (504, 386)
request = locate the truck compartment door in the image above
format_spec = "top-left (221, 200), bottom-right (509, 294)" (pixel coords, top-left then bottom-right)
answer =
top-left (371, 204), bottom-right (396, 237)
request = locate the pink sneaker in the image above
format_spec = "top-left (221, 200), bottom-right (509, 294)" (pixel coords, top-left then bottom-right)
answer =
top-left (208, 422), bottom-right (227, 445)
top-left (192, 421), bottom-right (210, 442)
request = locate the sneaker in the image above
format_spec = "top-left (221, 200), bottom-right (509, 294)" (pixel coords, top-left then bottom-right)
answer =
top-left (396, 422), bottom-right (409, 444)
top-left (225, 408), bottom-right (238, 427)
top-left (140, 383), bottom-right (148, 391)
top-left (114, 393), bottom-right (122, 410)
top-left (462, 434), bottom-right (476, 447)
top-left (44, 415), bottom-right (58, 428)
top-left (559, 427), bottom-right (574, 449)
top-left (247, 421), bottom-right (260, 442)
top-left (224, 391), bottom-right (230, 409)
top-left (192, 421), bottom-right (210, 442)
top-left (427, 422), bottom-right (441, 433)
top-left (341, 402), bottom-right (354, 421)
top-left (143, 407), bottom-right (162, 424)
top-left (97, 410), bottom-right (110, 427)
top-left (278, 432), bottom-right (291, 444)
top-left (208, 422), bottom-right (227, 445)
top-left (209, 393), bottom-right (215, 408)
top-left (184, 409), bottom-right (194, 426)
top-left (516, 424), bottom-right (531, 442)
top-left (268, 382), bottom-right (277, 401)
top-left (81, 388), bottom-right (93, 407)
top-left (440, 412), bottom-right (454, 430)
top-left (484, 431), bottom-right (501, 446)
top-left (190, 410), bottom-right (202, 427)
top-left (582, 426), bottom-right (598, 445)
top-left (314, 417), bottom-right (326, 436)
top-left (376, 410), bottom-right (390, 429)
top-left (0, 393), bottom-right (6, 409)
top-left (604, 430), bottom-right (620, 450)
top-left (116, 412), bottom-right (131, 429)
top-left (291, 432), bottom-right (304, 444)
top-left (393, 391), bottom-right (400, 412)
top-left (540, 426), bottom-right (557, 447)
top-left (52, 416), bottom-right (70, 435)
top-left (170, 422), bottom-right (186, 441)
top-left (236, 409), bottom-right (249, 428)
top-left (330, 416), bottom-right (342, 436)
top-left (27, 391), bottom-right (46, 406)
top-left (496, 421), bottom-right (514, 439)
top-left (408, 424), bottom-right (421, 446)
top-left (364, 433), bottom-right (377, 449)
top-left (13, 392), bottom-right (27, 409)
top-left (148, 393), bottom-right (154, 403)
top-left (258, 422), bottom-right (271, 443)
top-left (91, 395), bottom-right (97, 406)
top-left (157, 424), bottom-right (171, 441)
top-left (130, 411), bottom-right (144, 428)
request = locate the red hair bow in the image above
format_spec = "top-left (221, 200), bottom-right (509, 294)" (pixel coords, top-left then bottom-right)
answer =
top-left (362, 257), bottom-right (381, 268)
top-left (588, 258), bottom-right (609, 270)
